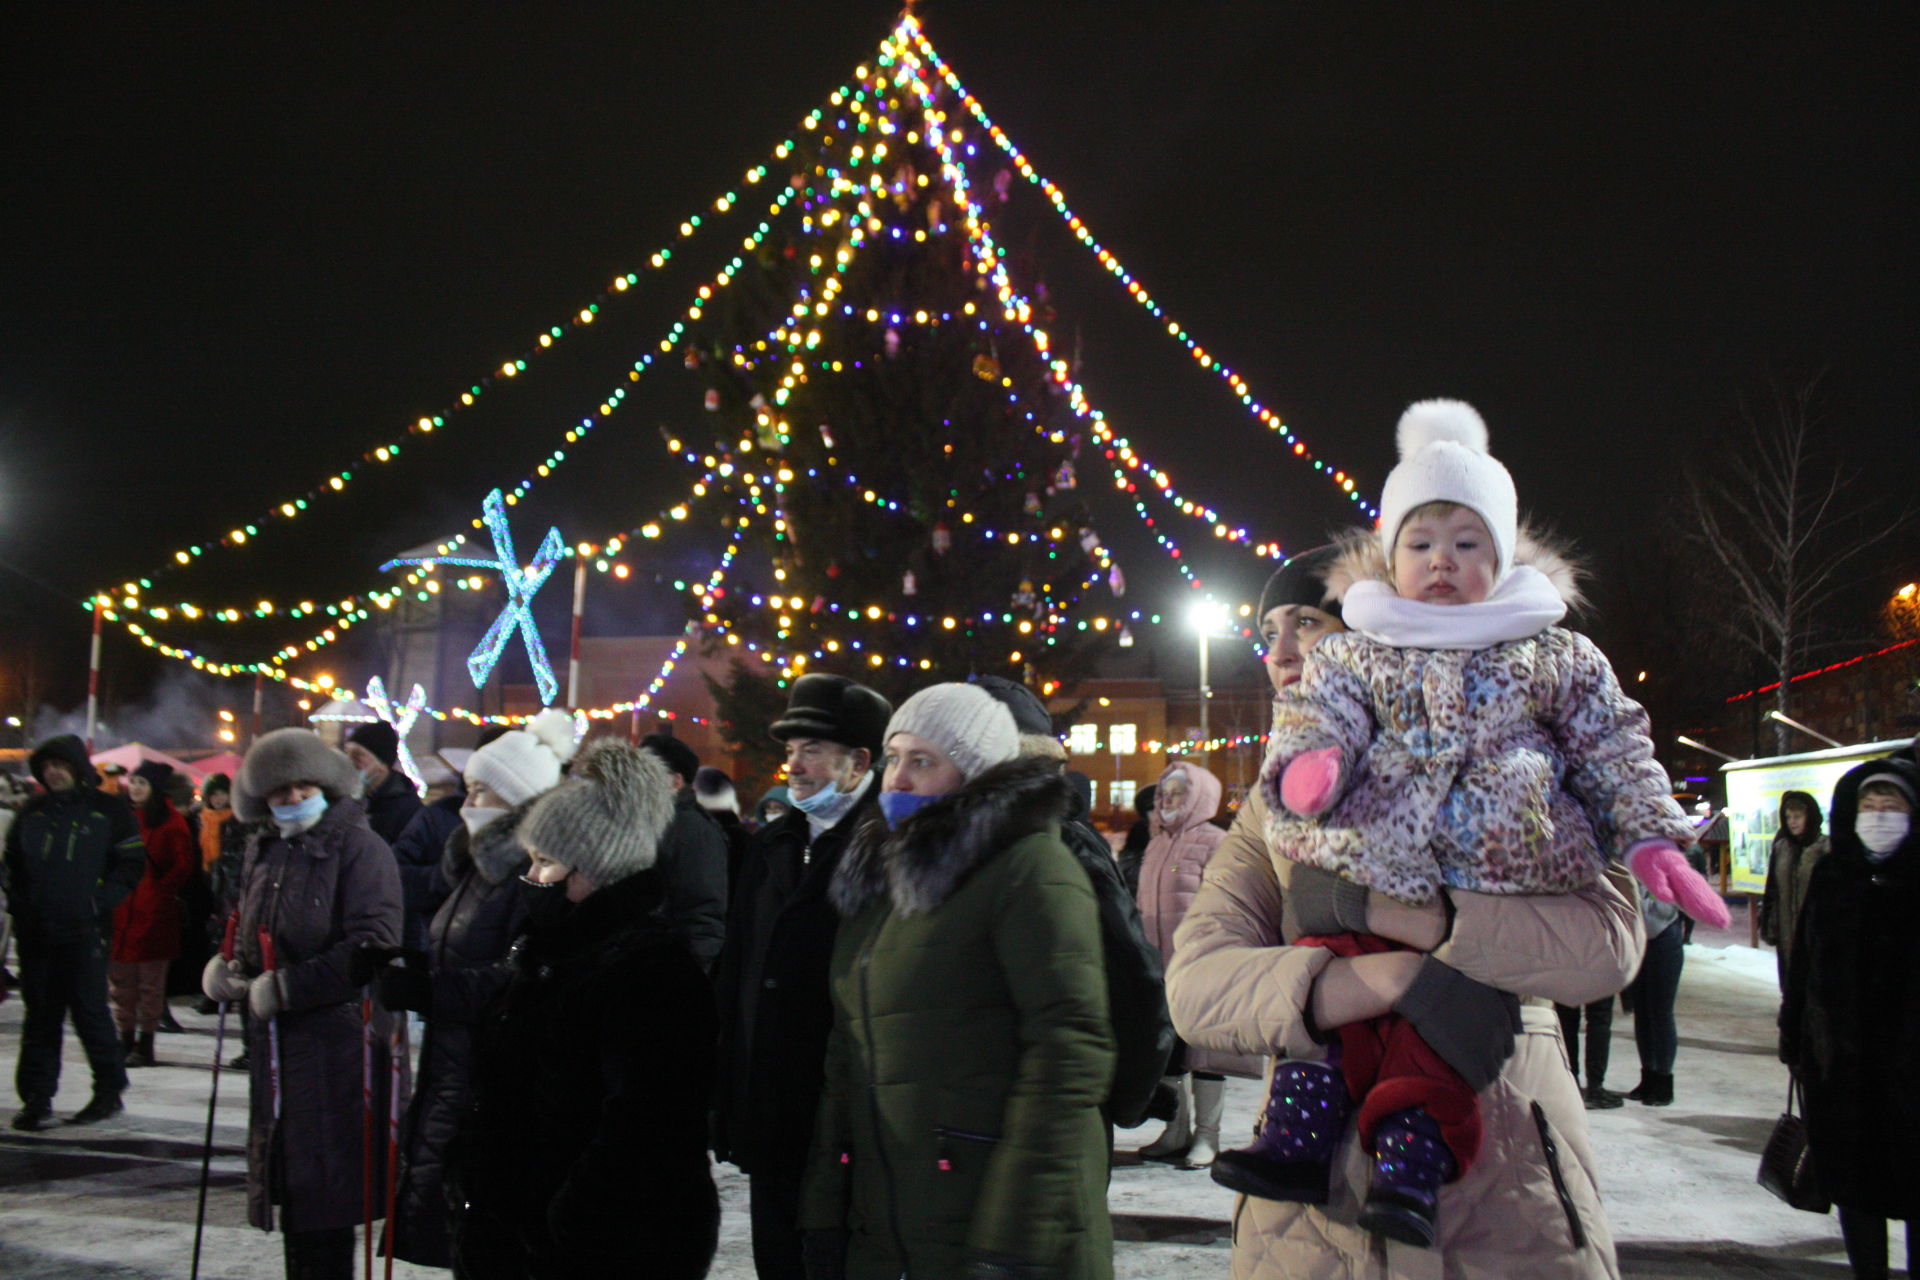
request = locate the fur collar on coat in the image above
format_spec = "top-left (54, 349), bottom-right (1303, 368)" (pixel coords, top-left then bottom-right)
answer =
top-left (1323, 521), bottom-right (1586, 611)
top-left (829, 757), bottom-right (1071, 918)
top-left (443, 802), bottom-right (534, 888)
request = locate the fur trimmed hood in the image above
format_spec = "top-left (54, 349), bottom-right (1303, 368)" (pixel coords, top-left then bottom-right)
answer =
top-left (1323, 520), bottom-right (1584, 610)
top-left (234, 728), bottom-right (362, 823)
top-left (829, 756), bottom-right (1072, 918)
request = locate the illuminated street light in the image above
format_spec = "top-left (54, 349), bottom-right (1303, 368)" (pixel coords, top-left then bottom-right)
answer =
top-left (1766, 709), bottom-right (1843, 749)
top-left (1676, 734), bottom-right (1741, 763)
top-left (1188, 598), bottom-right (1232, 757)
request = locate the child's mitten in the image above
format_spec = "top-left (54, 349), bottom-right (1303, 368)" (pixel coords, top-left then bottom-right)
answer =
top-left (1627, 840), bottom-right (1731, 929)
top-left (1280, 746), bottom-right (1344, 818)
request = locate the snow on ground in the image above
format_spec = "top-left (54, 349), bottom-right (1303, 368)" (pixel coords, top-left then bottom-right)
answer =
top-left (0, 904), bottom-right (1899, 1277)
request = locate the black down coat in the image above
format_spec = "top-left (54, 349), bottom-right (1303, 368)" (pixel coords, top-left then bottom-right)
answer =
top-left (714, 782), bottom-right (879, 1175)
top-left (1780, 755), bottom-right (1920, 1220)
top-left (449, 869), bottom-right (719, 1280)
top-left (235, 797), bottom-right (406, 1233)
top-left (391, 805), bottom-right (531, 1269)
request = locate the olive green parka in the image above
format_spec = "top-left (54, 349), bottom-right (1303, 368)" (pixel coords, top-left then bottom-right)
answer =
top-left (799, 758), bottom-right (1115, 1280)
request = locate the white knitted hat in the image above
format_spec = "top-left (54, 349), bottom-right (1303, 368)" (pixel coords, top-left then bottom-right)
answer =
top-left (464, 708), bottom-right (577, 807)
top-left (518, 738), bottom-right (675, 885)
top-left (1377, 399), bottom-right (1519, 579)
top-left (884, 683), bottom-right (1018, 783)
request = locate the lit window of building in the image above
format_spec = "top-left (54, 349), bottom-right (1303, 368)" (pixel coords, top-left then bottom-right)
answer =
top-left (1108, 779), bottom-right (1137, 811)
top-left (1109, 723), bottom-right (1137, 755)
top-left (1067, 722), bottom-right (1099, 755)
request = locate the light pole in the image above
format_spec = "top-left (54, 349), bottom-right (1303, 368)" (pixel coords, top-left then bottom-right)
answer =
top-left (1766, 709), bottom-right (1843, 749)
top-left (1675, 734), bottom-right (1742, 763)
top-left (1188, 599), bottom-right (1230, 762)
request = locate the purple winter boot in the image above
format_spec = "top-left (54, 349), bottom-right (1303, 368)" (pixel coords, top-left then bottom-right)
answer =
top-left (1357, 1106), bottom-right (1456, 1248)
top-left (1210, 1057), bottom-right (1352, 1203)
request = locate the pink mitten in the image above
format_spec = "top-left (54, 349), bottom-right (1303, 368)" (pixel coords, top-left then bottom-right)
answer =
top-left (1280, 746), bottom-right (1344, 817)
top-left (1626, 840), bottom-right (1731, 929)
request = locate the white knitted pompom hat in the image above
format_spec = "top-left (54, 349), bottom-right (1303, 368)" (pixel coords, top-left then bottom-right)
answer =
top-left (1377, 399), bottom-right (1519, 578)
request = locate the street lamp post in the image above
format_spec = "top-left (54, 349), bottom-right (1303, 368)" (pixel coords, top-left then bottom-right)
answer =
top-left (1766, 708), bottom-right (1844, 749)
top-left (1188, 599), bottom-right (1230, 763)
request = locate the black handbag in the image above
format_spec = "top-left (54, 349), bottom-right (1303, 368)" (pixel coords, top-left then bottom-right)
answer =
top-left (1757, 1076), bottom-right (1830, 1214)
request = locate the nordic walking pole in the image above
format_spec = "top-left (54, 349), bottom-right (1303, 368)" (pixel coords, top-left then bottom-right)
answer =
top-left (362, 985), bottom-right (376, 1280)
top-left (383, 1000), bottom-right (407, 1280)
top-left (190, 914), bottom-right (239, 1280)
top-left (257, 928), bottom-right (283, 1234)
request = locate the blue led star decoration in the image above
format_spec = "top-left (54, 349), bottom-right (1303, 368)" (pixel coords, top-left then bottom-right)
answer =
top-left (467, 489), bottom-right (565, 706)
top-left (364, 677), bottom-right (429, 791)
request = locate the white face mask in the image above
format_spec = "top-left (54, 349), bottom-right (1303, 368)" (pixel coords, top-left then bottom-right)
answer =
top-left (462, 806), bottom-right (510, 837)
top-left (1856, 811), bottom-right (1910, 858)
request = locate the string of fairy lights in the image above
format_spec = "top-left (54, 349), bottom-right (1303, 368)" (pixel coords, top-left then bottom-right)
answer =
top-left (95, 16), bottom-right (1329, 723)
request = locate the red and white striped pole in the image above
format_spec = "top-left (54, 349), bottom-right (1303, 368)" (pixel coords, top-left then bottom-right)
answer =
top-left (251, 670), bottom-right (264, 745)
top-left (566, 552), bottom-right (588, 709)
top-left (84, 599), bottom-right (103, 752)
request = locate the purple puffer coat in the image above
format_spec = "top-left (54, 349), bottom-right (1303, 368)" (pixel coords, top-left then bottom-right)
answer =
top-left (234, 797), bottom-right (405, 1233)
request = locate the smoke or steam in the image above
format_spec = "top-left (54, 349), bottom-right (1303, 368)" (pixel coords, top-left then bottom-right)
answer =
top-left (31, 666), bottom-right (237, 752)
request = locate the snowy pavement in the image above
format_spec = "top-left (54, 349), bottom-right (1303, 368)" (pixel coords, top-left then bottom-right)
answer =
top-left (0, 910), bottom-right (1897, 1277)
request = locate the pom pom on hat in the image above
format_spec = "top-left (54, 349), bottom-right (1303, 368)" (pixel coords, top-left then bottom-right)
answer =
top-left (1378, 398), bottom-right (1519, 578)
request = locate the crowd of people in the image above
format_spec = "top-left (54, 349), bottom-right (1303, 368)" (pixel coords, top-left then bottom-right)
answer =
top-left (1, 397), bottom-right (1911, 1280)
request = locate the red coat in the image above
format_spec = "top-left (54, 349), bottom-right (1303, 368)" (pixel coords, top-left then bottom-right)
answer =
top-left (112, 800), bottom-right (194, 962)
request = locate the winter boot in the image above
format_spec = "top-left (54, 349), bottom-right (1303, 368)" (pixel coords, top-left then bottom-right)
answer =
top-left (11, 1100), bottom-right (56, 1132)
top-left (1634, 1071), bottom-right (1674, 1107)
top-left (157, 1004), bottom-right (183, 1033)
top-left (68, 1091), bottom-right (124, 1126)
top-left (1211, 1058), bottom-right (1352, 1203)
top-left (125, 1032), bottom-right (155, 1069)
top-left (1357, 1106), bottom-right (1456, 1249)
top-left (118, 1029), bottom-right (135, 1062)
top-left (1137, 1075), bottom-right (1193, 1162)
top-left (1583, 1085), bottom-right (1625, 1110)
top-left (1182, 1077), bottom-right (1227, 1169)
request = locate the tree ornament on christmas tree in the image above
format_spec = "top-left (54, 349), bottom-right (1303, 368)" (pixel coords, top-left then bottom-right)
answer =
top-left (930, 522), bottom-right (952, 555)
top-left (704, 389), bottom-right (720, 411)
top-left (1014, 580), bottom-right (1036, 609)
top-left (1118, 624), bottom-right (1135, 648)
top-left (972, 352), bottom-right (1000, 381)
top-left (1079, 527), bottom-right (1101, 554)
top-left (1024, 491), bottom-right (1043, 515)
top-left (818, 422), bottom-right (835, 448)
top-left (885, 327), bottom-right (902, 358)
top-left (466, 488), bottom-right (564, 706)
top-left (902, 569), bottom-right (917, 596)
top-left (1108, 564), bottom-right (1126, 597)
top-left (684, 347), bottom-right (701, 370)
top-left (364, 677), bottom-right (429, 791)
top-left (1053, 460), bottom-right (1076, 491)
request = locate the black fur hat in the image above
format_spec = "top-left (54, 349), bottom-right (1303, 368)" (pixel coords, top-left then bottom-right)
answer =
top-left (769, 674), bottom-right (892, 761)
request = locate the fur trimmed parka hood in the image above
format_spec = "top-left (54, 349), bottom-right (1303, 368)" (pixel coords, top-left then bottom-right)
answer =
top-left (234, 728), bottom-right (362, 822)
top-left (1324, 521), bottom-right (1586, 611)
top-left (830, 756), bottom-right (1072, 917)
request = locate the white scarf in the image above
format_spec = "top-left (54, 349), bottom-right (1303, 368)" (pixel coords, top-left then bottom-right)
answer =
top-left (1342, 565), bottom-right (1567, 650)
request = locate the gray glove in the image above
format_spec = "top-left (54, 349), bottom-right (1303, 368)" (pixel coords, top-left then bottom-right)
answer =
top-left (1285, 863), bottom-right (1373, 938)
top-left (1392, 955), bottom-right (1522, 1092)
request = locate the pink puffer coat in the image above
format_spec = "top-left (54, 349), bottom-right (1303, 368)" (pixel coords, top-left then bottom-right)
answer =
top-left (1137, 761), bottom-right (1260, 1078)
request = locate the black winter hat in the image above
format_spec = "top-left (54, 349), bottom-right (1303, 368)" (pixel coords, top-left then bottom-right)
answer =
top-left (970, 675), bottom-right (1054, 737)
top-left (202, 772), bottom-right (232, 796)
top-left (768, 674), bottom-right (892, 760)
top-left (347, 719), bottom-right (400, 767)
top-left (28, 734), bottom-right (96, 788)
top-left (638, 732), bottom-right (700, 785)
top-left (133, 759), bottom-right (174, 790)
top-left (1258, 544), bottom-right (1343, 624)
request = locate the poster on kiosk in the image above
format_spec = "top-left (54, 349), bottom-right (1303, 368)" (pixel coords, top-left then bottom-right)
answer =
top-left (1720, 739), bottom-right (1913, 895)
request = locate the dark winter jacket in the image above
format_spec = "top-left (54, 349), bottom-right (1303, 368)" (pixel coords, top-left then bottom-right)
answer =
top-left (656, 789), bottom-right (728, 970)
top-left (449, 870), bottom-right (719, 1280)
top-left (1759, 790), bottom-right (1826, 992)
top-left (3, 736), bottom-right (145, 949)
top-left (1059, 784), bottom-right (1175, 1128)
top-left (362, 767), bottom-right (424, 847)
top-left (202, 806), bottom-right (254, 910)
top-left (389, 793), bottom-right (461, 950)
top-left (234, 797), bottom-right (406, 1233)
top-left (1780, 755), bottom-right (1920, 1219)
top-left (800, 759), bottom-right (1115, 1280)
top-left (112, 799), bottom-right (195, 963)
top-left (392, 804), bottom-right (532, 1269)
top-left (714, 779), bottom-right (880, 1175)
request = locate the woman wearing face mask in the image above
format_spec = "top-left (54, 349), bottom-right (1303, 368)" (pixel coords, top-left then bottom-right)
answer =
top-left (1133, 759), bottom-right (1259, 1168)
top-left (201, 729), bottom-right (404, 1280)
top-left (1780, 758), bottom-right (1920, 1280)
top-left (379, 709), bottom-right (575, 1269)
top-left (448, 737), bottom-right (718, 1280)
top-left (798, 683), bottom-right (1114, 1280)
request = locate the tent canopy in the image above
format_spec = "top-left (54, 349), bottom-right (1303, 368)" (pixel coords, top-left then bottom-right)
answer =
top-left (90, 743), bottom-right (209, 781)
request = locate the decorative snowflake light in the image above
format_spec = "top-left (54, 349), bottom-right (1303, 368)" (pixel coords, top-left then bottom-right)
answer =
top-left (466, 489), bottom-right (565, 705)
top-left (364, 676), bottom-right (429, 791)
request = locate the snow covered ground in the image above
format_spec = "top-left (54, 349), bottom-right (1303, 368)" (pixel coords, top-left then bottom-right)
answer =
top-left (0, 907), bottom-right (1898, 1277)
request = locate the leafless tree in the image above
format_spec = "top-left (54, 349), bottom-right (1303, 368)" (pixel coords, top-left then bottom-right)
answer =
top-left (1682, 372), bottom-right (1908, 755)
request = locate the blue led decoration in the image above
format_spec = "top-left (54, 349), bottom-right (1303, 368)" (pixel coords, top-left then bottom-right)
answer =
top-left (466, 489), bottom-right (565, 705)
top-left (364, 676), bottom-right (429, 791)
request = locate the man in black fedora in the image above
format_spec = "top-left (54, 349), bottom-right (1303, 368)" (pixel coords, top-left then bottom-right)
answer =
top-left (712, 673), bottom-right (890, 1280)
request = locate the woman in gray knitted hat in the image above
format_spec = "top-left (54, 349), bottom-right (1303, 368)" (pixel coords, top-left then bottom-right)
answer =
top-left (798, 683), bottom-right (1116, 1280)
top-left (200, 728), bottom-right (405, 1280)
top-left (446, 737), bottom-right (719, 1280)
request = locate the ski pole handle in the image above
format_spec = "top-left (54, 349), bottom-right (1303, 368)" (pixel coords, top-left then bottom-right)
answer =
top-left (220, 914), bottom-right (239, 963)
top-left (258, 929), bottom-right (276, 973)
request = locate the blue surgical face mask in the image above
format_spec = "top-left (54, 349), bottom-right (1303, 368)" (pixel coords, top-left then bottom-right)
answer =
top-left (879, 790), bottom-right (945, 830)
top-left (789, 778), bottom-right (843, 815)
top-left (270, 792), bottom-right (328, 832)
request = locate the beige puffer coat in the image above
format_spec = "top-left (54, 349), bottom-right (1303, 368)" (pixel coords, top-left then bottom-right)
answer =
top-left (1168, 790), bottom-right (1643, 1280)
top-left (1136, 762), bottom-right (1260, 1078)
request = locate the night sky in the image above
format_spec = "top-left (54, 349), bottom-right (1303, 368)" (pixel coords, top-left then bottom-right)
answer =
top-left (3, 2), bottom-right (1915, 717)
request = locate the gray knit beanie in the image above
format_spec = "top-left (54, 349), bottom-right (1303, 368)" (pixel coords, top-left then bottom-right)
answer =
top-left (517, 738), bottom-right (675, 885)
top-left (884, 683), bottom-right (1019, 783)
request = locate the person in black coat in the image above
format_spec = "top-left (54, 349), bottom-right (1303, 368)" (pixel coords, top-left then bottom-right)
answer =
top-left (638, 734), bottom-right (729, 972)
top-left (1780, 757), bottom-right (1920, 1280)
top-left (714, 673), bottom-right (890, 1280)
top-left (345, 720), bottom-right (423, 847)
top-left (449, 739), bottom-right (716, 1280)
top-left (5, 735), bottom-right (146, 1130)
